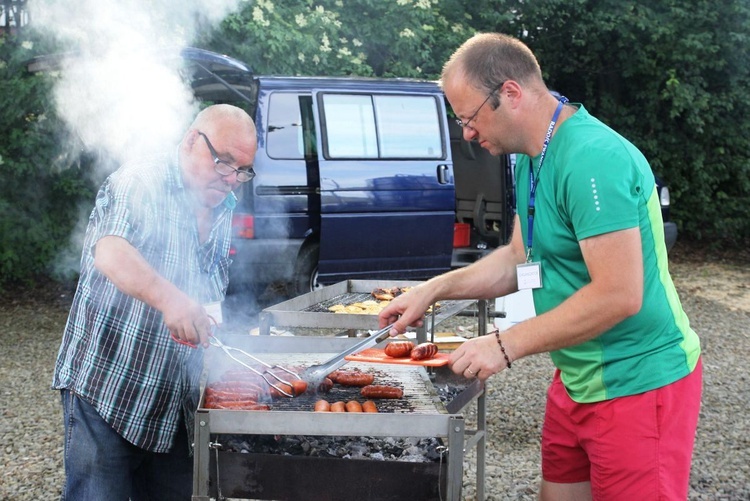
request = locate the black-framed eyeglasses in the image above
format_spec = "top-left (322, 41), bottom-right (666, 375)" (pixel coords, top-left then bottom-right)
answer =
top-left (198, 131), bottom-right (255, 183)
top-left (455, 82), bottom-right (505, 130)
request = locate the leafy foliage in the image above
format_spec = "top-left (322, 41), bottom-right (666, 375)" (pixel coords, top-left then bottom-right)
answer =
top-left (1, 0), bottom-right (749, 287)
top-left (198, 0), bottom-right (487, 79)
top-left (0, 34), bottom-right (96, 288)
top-left (519, 0), bottom-right (750, 243)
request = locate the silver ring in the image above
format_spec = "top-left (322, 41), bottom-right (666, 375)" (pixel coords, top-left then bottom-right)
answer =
top-left (466, 369), bottom-right (474, 375)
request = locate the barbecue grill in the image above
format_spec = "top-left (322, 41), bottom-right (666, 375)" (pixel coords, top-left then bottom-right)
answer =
top-left (193, 281), bottom-right (490, 501)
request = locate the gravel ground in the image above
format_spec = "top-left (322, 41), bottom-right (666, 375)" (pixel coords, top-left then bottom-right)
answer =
top-left (1, 241), bottom-right (748, 500)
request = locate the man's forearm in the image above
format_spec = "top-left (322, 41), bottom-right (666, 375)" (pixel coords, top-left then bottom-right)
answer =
top-left (93, 235), bottom-right (186, 313)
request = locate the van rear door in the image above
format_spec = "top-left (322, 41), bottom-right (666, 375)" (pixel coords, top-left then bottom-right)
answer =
top-left (311, 89), bottom-right (455, 284)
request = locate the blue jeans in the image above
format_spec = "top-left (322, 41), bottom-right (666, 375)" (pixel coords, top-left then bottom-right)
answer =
top-left (60, 390), bottom-right (192, 501)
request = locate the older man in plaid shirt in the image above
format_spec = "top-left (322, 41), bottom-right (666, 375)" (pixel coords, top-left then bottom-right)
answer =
top-left (53, 104), bottom-right (257, 500)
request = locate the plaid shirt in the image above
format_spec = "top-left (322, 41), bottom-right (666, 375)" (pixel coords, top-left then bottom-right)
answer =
top-left (53, 153), bottom-right (234, 452)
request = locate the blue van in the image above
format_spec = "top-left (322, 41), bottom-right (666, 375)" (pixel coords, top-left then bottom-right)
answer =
top-left (183, 48), bottom-right (515, 296)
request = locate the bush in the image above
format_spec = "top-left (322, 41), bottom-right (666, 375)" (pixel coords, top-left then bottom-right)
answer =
top-left (0, 34), bottom-right (95, 288)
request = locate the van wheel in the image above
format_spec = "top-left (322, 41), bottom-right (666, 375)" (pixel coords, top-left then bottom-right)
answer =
top-left (290, 244), bottom-right (321, 296)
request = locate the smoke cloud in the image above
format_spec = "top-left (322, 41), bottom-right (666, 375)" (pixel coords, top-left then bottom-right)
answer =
top-left (30, 0), bottom-right (242, 165)
top-left (29, 0), bottom-right (243, 282)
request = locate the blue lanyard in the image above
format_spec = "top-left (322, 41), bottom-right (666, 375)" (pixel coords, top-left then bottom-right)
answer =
top-left (526, 96), bottom-right (569, 261)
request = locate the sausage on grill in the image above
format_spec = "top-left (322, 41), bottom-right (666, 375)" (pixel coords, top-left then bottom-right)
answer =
top-left (327, 370), bottom-right (375, 387)
top-left (209, 381), bottom-right (265, 394)
top-left (206, 400), bottom-right (270, 411)
top-left (263, 378), bottom-right (307, 398)
top-left (316, 377), bottom-right (334, 393)
top-left (360, 385), bottom-right (404, 399)
top-left (345, 400), bottom-right (364, 412)
top-left (330, 401), bottom-right (347, 412)
top-left (289, 379), bottom-right (309, 396)
top-left (314, 399), bottom-right (331, 412)
top-left (204, 387), bottom-right (262, 403)
top-left (362, 400), bottom-right (378, 413)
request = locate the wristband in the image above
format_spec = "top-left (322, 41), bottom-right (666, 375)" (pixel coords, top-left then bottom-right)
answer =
top-left (494, 330), bottom-right (512, 369)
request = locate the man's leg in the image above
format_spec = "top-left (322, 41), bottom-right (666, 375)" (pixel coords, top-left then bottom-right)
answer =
top-left (587, 358), bottom-right (702, 500)
top-left (136, 418), bottom-right (193, 501)
top-left (539, 480), bottom-right (592, 501)
top-left (540, 360), bottom-right (702, 501)
top-left (539, 371), bottom-right (593, 501)
top-left (61, 390), bottom-right (144, 501)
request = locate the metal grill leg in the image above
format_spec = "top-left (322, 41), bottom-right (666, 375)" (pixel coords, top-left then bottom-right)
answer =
top-left (192, 410), bottom-right (211, 501)
top-left (447, 416), bottom-right (465, 500)
top-left (477, 390), bottom-right (487, 500)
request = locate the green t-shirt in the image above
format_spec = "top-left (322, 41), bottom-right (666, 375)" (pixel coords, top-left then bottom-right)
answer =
top-left (515, 104), bottom-right (700, 403)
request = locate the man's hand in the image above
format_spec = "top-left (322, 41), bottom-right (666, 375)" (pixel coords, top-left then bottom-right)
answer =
top-left (161, 293), bottom-right (212, 348)
top-left (378, 284), bottom-right (434, 336)
top-left (449, 331), bottom-right (509, 381)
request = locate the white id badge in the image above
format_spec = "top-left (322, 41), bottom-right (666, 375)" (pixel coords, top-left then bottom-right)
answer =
top-left (516, 262), bottom-right (543, 290)
top-left (204, 301), bottom-right (224, 325)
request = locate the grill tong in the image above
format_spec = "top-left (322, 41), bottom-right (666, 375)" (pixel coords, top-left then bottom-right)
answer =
top-left (207, 336), bottom-right (304, 398)
top-left (299, 323), bottom-right (394, 388)
top-left (171, 317), bottom-right (304, 398)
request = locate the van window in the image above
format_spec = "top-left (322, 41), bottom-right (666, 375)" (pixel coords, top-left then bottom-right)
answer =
top-left (321, 93), bottom-right (443, 159)
top-left (267, 93), bottom-right (311, 160)
top-left (373, 95), bottom-right (442, 158)
top-left (322, 94), bottom-right (378, 158)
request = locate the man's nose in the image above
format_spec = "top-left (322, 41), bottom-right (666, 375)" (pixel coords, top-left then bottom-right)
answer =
top-left (462, 125), bottom-right (478, 141)
top-left (221, 170), bottom-right (242, 187)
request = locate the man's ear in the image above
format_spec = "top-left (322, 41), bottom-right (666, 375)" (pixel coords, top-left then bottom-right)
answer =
top-left (502, 81), bottom-right (523, 109)
top-left (185, 129), bottom-right (201, 151)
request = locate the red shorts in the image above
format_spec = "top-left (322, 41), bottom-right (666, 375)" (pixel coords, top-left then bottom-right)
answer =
top-left (541, 358), bottom-right (702, 500)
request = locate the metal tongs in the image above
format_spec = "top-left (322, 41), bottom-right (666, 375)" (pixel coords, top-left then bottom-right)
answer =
top-left (299, 323), bottom-right (394, 388)
top-left (171, 317), bottom-right (304, 398)
top-left (207, 336), bottom-right (304, 398)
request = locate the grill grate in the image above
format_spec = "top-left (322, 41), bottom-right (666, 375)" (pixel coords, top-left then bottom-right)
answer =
top-left (302, 292), bottom-right (375, 312)
top-left (302, 292), bottom-right (443, 315)
top-left (202, 353), bottom-right (446, 415)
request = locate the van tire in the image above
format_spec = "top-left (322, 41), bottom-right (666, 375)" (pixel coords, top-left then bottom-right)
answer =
top-left (290, 243), bottom-right (321, 296)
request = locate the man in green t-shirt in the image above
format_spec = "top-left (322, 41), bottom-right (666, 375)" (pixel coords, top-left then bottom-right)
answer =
top-left (379, 33), bottom-right (701, 501)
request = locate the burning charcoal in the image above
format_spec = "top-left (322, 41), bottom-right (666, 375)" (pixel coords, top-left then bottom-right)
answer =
top-left (300, 440), bottom-right (311, 454)
top-left (405, 437), bottom-right (421, 446)
top-left (348, 444), bottom-right (370, 459)
top-left (436, 383), bottom-right (464, 404)
top-left (215, 432), bottom-right (443, 464)
top-left (402, 445), bottom-right (423, 457)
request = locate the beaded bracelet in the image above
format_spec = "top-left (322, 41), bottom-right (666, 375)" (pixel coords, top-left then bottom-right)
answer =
top-left (494, 330), bottom-right (512, 369)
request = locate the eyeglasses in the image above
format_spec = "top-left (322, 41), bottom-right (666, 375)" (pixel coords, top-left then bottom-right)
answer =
top-left (455, 82), bottom-right (505, 130)
top-left (198, 131), bottom-right (255, 183)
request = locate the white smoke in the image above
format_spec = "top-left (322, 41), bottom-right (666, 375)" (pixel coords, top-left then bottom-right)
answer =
top-left (30, 0), bottom-right (243, 165)
top-left (29, 0), bottom-right (244, 283)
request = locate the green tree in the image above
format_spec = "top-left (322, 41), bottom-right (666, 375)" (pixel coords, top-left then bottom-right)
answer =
top-left (201, 0), bottom-right (475, 78)
top-left (508, 0), bottom-right (750, 243)
top-left (0, 34), bottom-right (96, 287)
